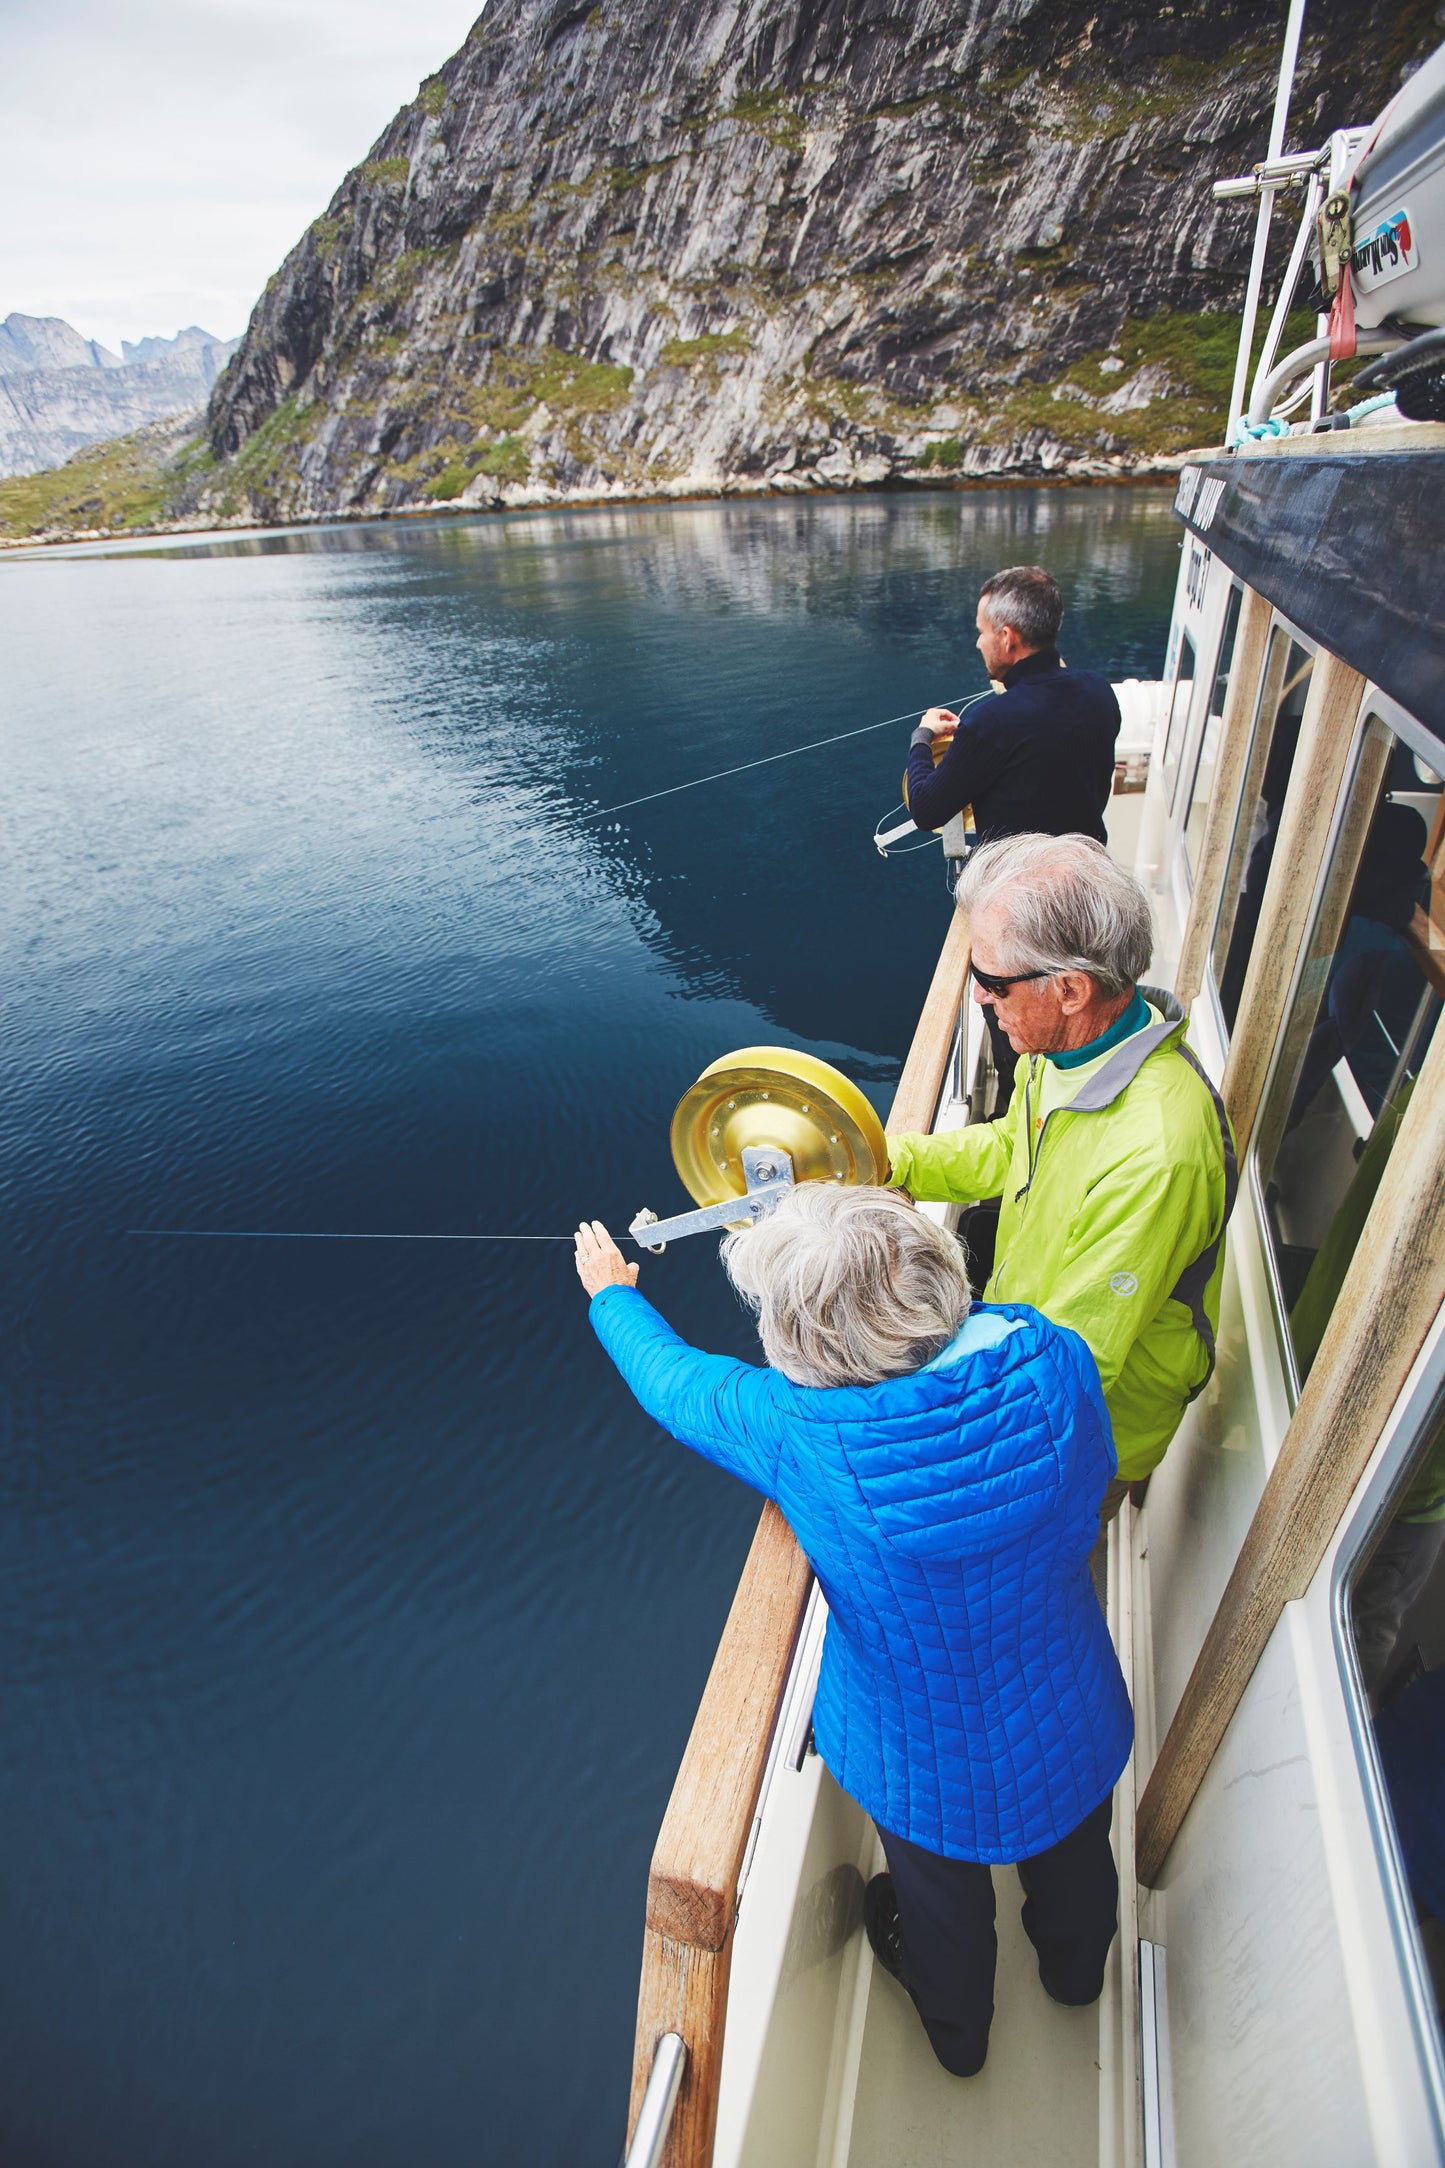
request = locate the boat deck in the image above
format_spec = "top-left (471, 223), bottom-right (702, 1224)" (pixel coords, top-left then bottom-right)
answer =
top-left (713, 1499), bottom-right (1142, 2168)
top-left (844, 1849), bottom-right (1103, 2168)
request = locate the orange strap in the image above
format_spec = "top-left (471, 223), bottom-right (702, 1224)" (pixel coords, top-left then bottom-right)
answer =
top-left (1328, 272), bottom-right (1357, 361)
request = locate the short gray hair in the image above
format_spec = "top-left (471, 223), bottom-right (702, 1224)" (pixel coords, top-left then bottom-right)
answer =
top-left (721, 1183), bottom-right (971, 1388)
top-left (979, 565), bottom-right (1062, 650)
top-left (955, 832), bottom-right (1152, 997)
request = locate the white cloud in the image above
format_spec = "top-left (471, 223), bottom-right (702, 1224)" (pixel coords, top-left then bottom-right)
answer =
top-left (0, 0), bottom-right (486, 353)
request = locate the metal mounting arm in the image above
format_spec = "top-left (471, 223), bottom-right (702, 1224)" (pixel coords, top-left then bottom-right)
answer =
top-left (630, 1147), bottom-right (796, 1252)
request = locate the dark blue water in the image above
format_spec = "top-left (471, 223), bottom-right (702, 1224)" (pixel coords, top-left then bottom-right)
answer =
top-left (0, 489), bottom-right (1178, 2167)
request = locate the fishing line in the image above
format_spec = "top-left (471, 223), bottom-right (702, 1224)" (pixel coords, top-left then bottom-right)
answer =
top-left (129, 692), bottom-right (996, 1254)
top-left (127, 1229), bottom-right (620, 1244)
top-left (576, 691), bottom-right (983, 824)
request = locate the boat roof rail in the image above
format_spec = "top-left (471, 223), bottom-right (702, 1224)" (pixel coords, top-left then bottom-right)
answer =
top-left (1212, 145), bottom-right (1329, 198)
top-left (624, 2034), bottom-right (687, 2168)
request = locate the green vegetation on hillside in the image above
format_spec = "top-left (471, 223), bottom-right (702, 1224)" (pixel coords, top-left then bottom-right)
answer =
top-left (311, 210), bottom-right (354, 257)
top-left (658, 328), bottom-right (751, 367)
top-left (365, 344), bottom-right (633, 497)
top-left (208, 396), bottom-right (318, 515)
top-left (361, 157), bottom-right (411, 188)
top-left (725, 87), bottom-right (804, 149)
top-left (0, 424), bottom-right (204, 541)
top-left (916, 307), bottom-right (1326, 465)
top-left (426, 433), bottom-right (531, 499)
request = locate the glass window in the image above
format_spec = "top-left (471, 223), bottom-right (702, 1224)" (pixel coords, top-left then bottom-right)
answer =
top-left (1212, 629), bottom-right (1315, 1031)
top-left (1160, 632), bottom-right (1197, 813)
top-left (1343, 1400), bottom-right (1445, 2057)
top-left (1255, 709), bottom-right (1444, 1392)
top-left (1183, 583), bottom-right (1244, 881)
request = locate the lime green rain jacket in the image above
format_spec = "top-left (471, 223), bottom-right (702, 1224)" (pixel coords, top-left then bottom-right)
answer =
top-left (888, 988), bottom-right (1237, 1483)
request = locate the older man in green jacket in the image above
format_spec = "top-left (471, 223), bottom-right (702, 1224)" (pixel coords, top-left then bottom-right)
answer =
top-left (888, 833), bottom-right (1236, 1499)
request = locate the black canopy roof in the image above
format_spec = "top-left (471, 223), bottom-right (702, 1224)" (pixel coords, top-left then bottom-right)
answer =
top-left (1174, 448), bottom-right (1445, 747)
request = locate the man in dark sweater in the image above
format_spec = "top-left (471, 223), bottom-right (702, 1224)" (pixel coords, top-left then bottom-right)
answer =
top-left (905, 565), bottom-right (1120, 1108)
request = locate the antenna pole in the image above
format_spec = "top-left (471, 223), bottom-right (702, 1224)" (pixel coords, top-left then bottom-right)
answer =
top-left (1226, 0), bottom-right (1308, 440)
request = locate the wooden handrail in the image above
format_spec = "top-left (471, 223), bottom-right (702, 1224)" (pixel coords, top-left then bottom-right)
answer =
top-left (889, 902), bottom-right (974, 1135)
top-left (624, 901), bottom-right (973, 2167)
top-left (1136, 982), bottom-right (1445, 1886)
top-left (626, 1503), bottom-right (813, 2166)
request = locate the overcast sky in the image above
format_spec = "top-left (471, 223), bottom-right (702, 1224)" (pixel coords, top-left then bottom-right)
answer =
top-left (2, 0), bottom-right (486, 354)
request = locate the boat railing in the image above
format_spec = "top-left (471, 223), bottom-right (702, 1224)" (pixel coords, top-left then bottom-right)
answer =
top-left (622, 903), bottom-right (973, 2168)
top-left (624, 2032), bottom-right (688, 2168)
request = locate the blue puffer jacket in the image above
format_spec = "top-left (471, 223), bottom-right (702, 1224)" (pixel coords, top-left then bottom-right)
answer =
top-left (590, 1287), bottom-right (1132, 1863)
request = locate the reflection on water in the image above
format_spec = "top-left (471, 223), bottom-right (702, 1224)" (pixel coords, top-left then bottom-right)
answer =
top-left (0, 490), bottom-right (1178, 2167)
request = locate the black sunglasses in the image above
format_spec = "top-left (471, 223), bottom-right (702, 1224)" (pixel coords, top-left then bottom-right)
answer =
top-left (969, 962), bottom-right (1054, 999)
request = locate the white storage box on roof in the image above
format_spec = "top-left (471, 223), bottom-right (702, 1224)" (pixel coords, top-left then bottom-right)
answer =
top-left (1351, 42), bottom-right (1445, 329)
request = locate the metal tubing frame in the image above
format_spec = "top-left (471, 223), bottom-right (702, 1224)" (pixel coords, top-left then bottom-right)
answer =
top-left (1225, 0), bottom-right (1308, 441)
top-left (625, 2034), bottom-right (688, 2168)
top-left (1247, 169), bottom-right (1325, 416)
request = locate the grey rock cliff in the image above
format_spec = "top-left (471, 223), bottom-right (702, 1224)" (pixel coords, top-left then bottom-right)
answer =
top-left (0, 317), bottom-right (239, 477)
top-left (150, 2), bottom-right (1445, 518)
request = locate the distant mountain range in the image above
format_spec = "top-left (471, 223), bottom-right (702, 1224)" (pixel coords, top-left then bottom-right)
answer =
top-left (0, 316), bottom-right (239, 476)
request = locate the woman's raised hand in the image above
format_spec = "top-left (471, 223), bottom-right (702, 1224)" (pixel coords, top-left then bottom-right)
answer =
top-left (574, 1219), bottom-right (640, 1297)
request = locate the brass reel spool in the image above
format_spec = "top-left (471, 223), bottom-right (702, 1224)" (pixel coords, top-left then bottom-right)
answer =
top-left (669, 1047), bottom-right (887, 1213)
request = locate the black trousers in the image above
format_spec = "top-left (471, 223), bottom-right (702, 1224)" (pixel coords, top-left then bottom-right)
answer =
top-left (879, 1797), bottom-right (1119, 2076)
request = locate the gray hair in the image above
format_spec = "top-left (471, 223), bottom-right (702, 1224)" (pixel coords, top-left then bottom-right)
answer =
top-left (979, 565), bottom-right (1062, 650)
top-left (721, 1183), bottom-right (971, 1389)
top-left (955, 832), bottom-right (1152, 997)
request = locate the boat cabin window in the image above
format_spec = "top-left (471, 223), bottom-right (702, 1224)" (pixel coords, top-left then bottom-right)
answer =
top-left (1253, 706), bottom-right (1445, 1394)
top-left (1341, 1395), bottom-right (1445, 2061)
top-left (1212, 629), bottom-right (1315, 1031)
top-left (1160, 630), bottom-right (1197, 813)
top-left (1183, 583), bottom-right (1244, 882)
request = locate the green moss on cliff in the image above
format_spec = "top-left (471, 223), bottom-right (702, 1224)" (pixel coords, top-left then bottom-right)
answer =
top-left (658, 328), bottom-right (751, 366)
top-left (311, 210), bottom-right (353, 257)
top-left (480, 346), bottom-right (634, 426)
top-left (214, 396), bottom-right (319, 513)
top-left (726, 87), bottom-right (803, 148)
top-left (369, 245), bottom-right (447, 302)
top-left (935, 306), bottom-right (1320, 462)
top-left (362, 157), bottom-right (411, 188)
top-left (1050, 51), bottom-right (1273, 141)
top-left (425, 434), bottom-right (531, 498)
top-left (417, 75), bottom-right (447, 117)
top-left (607, 157), bottom-right (676, 194)
top-left (426, 461), bottom-right (473, 500)
top-left (475, 435), bottom-right (530, 481)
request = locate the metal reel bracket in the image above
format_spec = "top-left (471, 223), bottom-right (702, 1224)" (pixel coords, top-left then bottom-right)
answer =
top-left (630, 1147), bottom-right (795, 1253)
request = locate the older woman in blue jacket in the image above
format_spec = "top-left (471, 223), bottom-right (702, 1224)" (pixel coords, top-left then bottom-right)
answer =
top-left (574, 1182), bottom-right (1131, 2078)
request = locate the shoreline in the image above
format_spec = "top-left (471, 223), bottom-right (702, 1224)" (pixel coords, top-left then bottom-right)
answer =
top-left (0, 456), bottom-right (1191, 555)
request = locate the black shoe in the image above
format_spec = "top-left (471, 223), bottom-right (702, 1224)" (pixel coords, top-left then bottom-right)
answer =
top-left (864, 1873), bottom-right (904, 1982)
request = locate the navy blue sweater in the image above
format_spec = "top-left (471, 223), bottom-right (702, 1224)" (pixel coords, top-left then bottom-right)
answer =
top-left (907, 650), bottom-right (1120, 844)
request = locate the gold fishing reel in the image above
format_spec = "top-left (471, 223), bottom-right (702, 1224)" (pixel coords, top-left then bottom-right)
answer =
top-left (672, 1047), bottom-right (887, 1203)
top-left (630, 1048), bottom-right (888, 1250)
